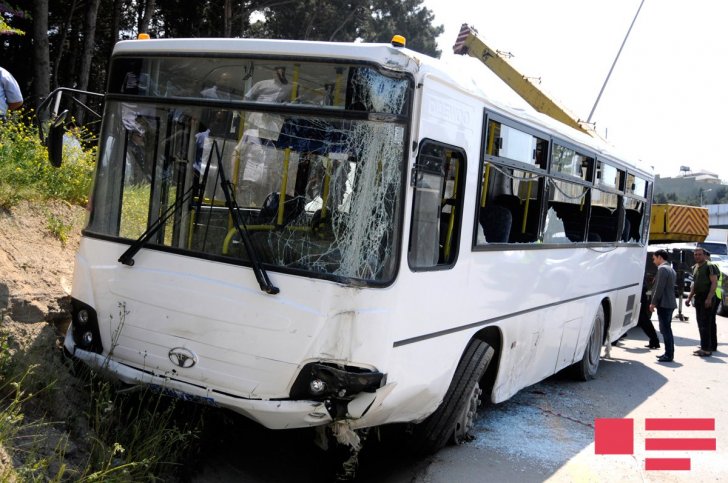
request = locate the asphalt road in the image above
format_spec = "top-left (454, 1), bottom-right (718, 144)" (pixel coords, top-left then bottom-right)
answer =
top-left (192, 304), bottom-right (727, 483)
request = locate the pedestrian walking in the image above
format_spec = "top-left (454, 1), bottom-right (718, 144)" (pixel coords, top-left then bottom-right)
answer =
top-left (649, 249), bottom-right (677, 362)
top-left (686, 247), bottom-right (719, 356)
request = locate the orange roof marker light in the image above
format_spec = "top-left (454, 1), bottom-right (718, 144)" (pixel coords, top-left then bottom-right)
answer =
top-left (391, 35), bottom-right (406, 48)
top-left (138, 33), bottom-right (151, 40)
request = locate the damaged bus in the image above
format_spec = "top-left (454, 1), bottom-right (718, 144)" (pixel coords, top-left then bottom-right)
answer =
top-left (42, 34), bottom-right (652, 455)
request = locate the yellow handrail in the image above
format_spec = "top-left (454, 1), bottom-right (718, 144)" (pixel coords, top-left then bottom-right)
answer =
top-left (276, 148), bottom-right (291, 225)
top-left (444, 155), bottom-right (459, 260)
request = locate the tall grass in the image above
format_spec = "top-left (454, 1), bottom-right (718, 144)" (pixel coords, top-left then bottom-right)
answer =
top-left (0, 111), bottom-right (95, 210)
top-left (0, 328), bottom-right (202, 481)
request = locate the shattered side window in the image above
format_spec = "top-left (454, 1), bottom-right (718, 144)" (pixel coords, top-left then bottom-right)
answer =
top-left (589, 188), bottom-right (620, 242)
top-left (543, 179), bottom-right (589, 243)
top-left (624, 196), bottom-right (646, 244)
top-left (476, 163), bottom-right (543, 245)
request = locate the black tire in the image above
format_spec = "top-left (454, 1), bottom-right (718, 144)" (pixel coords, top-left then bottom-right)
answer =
top-left (410, 339), bottom-right (495, 455)
top-left (570, 305), bottom-right (605, 381)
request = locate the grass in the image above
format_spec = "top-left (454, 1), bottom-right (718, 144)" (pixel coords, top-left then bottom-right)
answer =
top-left (46, 212), bottom-right (73, 247)
top-left (0, 111), bottom-right (95, 211)
top-left (0, 327), bottom-right (202, 481)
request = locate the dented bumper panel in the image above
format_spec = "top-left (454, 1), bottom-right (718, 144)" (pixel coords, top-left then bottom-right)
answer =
top-left (64, 330), bottom-right (335, 429)
top-left (64, 329), bottom-right (401, 429)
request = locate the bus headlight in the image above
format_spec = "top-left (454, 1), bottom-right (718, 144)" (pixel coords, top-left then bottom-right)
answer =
top-left (77, 309), bottom-right (89, 325)
top-left (82, 331), bottom-right (94, 345)
top-left (71, 299), bottom-right (103, 354)
top-left (290, 362), bottom-right (385, 401)
top-left (309, 379), bottom-right (327, 395)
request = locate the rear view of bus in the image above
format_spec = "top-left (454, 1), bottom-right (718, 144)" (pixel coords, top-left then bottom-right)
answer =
top-left (65, 39), bottom-right (412, 431)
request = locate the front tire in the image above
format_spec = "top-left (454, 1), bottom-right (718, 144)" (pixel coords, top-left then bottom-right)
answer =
top-left (570, 305), bottom-right (605, 381)
top-left (410, 339), bottom-right (495, 455)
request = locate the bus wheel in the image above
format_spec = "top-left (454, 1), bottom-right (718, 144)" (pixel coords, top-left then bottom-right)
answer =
top-left (570, 305), bottom-right (605, 381)
top-left (410, 339), bottom-right (494, 455)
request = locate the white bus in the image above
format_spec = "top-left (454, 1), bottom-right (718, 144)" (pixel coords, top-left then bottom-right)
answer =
top-left (46, 35), bottom-right (652, 454)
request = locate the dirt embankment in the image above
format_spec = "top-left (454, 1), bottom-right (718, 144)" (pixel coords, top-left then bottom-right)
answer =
top-left (0, 201), bottom-right (84, 326)
top-left (0, 201), bottom-right (88, 475)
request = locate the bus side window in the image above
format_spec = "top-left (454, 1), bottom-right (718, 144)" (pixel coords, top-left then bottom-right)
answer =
top-left (408, 141), bottom-right (465, 269)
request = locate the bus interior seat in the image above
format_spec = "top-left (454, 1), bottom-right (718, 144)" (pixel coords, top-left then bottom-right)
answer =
top-left (551, 202), bottom-right (586, 242)
top-left (256, 192), bottom-right (305, 226)
top-left (589, 206), bottom-right (619, 242)
top-left (492, 194), bottom-right (520, 242)
top-left (480, 203), bottom-right (512, 243)
top-left (621, 218), bottom-right (632, 242)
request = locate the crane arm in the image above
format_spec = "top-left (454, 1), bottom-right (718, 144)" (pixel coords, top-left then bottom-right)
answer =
top-left (453, 23), bottom-right (595, 137)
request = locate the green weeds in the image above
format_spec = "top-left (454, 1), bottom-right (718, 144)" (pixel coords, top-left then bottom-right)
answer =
top-left (0, 111), bottom-right (95, 210)
top-left (0, 328), bottom-right (201, 481)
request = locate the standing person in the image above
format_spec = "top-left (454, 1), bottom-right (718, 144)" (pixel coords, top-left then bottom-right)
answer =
top-left (706, 251), bottom-right (721, 353)
top-left (0, 66), bottom-right (23, 118)
top-left (649, 249), bottom-right (677, 363)
top-left (639, 274), bottom-right (660, 349)
top-left (686, 247), bottom-right (719, 356)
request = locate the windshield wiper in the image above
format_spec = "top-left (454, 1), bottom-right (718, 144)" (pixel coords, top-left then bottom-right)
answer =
top-left (212, 140), bottom-right (280, 295)
top-left (119, 140), bottom-right (279, 295)
top-left (118, 184), bottom-right (196, 266)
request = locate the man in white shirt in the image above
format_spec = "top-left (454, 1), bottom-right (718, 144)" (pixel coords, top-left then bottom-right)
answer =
top-left (0, 66), bottom-right (23, 117)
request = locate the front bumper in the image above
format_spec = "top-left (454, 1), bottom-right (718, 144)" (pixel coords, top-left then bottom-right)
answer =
top-left (64, 330), bottom-right (394, 430)
top-left (64, 330), bottom-right (332, 429)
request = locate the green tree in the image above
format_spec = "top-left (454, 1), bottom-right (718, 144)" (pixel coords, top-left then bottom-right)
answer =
top-left (0, 2), bottom-right (25, 35)
top-left (714, 186), bottom-right (728, 204)
top-left (254, 0), bottom-right (442, 56)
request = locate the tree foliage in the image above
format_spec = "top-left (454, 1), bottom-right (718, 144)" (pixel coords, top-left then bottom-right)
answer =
top-left (1, 0), bottom-right (443, 110)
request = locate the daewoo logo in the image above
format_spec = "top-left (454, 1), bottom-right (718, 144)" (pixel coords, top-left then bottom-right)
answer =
top-left (168, 347), bottom-right (197, 368)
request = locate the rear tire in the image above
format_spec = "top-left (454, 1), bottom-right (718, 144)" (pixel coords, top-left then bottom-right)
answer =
top-left (410, 339), bottom-right (495, 455)
top-left (570, 305), bottom-right (605, 381)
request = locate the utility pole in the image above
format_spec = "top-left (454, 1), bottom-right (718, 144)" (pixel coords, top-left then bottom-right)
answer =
top-left (587, 0), bottom-right (646, 123)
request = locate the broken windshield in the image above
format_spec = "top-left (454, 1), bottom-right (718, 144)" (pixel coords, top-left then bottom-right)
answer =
top-left (87, 64), bottom-right (408, 284)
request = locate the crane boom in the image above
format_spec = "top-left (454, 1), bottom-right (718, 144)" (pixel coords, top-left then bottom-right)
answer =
top-left (453, 23), bottom-right (595, 137)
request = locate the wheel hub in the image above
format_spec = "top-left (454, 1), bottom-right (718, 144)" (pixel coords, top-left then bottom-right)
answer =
top-left (453, 382), bottom-right (482, 444)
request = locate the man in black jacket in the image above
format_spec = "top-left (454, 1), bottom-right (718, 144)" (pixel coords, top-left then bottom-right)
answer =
top-left (649, 249), bottom-right (677, 362)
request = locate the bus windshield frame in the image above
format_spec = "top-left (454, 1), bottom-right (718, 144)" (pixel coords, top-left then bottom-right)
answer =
top-left (86, 55), bottom-right (413, 286)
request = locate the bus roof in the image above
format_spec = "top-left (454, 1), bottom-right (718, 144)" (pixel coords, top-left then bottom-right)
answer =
top-left (113, 37), bottom-right (652, 179)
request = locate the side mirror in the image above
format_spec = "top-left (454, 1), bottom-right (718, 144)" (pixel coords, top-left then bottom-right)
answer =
top-left (46, 110), bottom-right (68, 168)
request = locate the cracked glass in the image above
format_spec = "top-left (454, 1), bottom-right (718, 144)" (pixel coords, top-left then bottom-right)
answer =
top-left (89, 57), bottom-right (410, 284)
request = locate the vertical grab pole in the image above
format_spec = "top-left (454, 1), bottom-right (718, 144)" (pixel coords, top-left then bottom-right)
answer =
top-left (321, 157), bottom-right (332, 220)
top-left (277, 148), bottom-right (291, 226)
top-left (444, 155), bottom-right (459, 260)
top-left (522, 175), bottom-right (533, 234)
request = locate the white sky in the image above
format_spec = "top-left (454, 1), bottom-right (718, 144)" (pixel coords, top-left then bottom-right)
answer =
top-left (424, 0), bottom-right (728, 181)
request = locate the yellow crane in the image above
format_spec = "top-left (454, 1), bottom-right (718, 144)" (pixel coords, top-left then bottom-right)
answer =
top-left (452, 23), bottom-right (595, 136)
